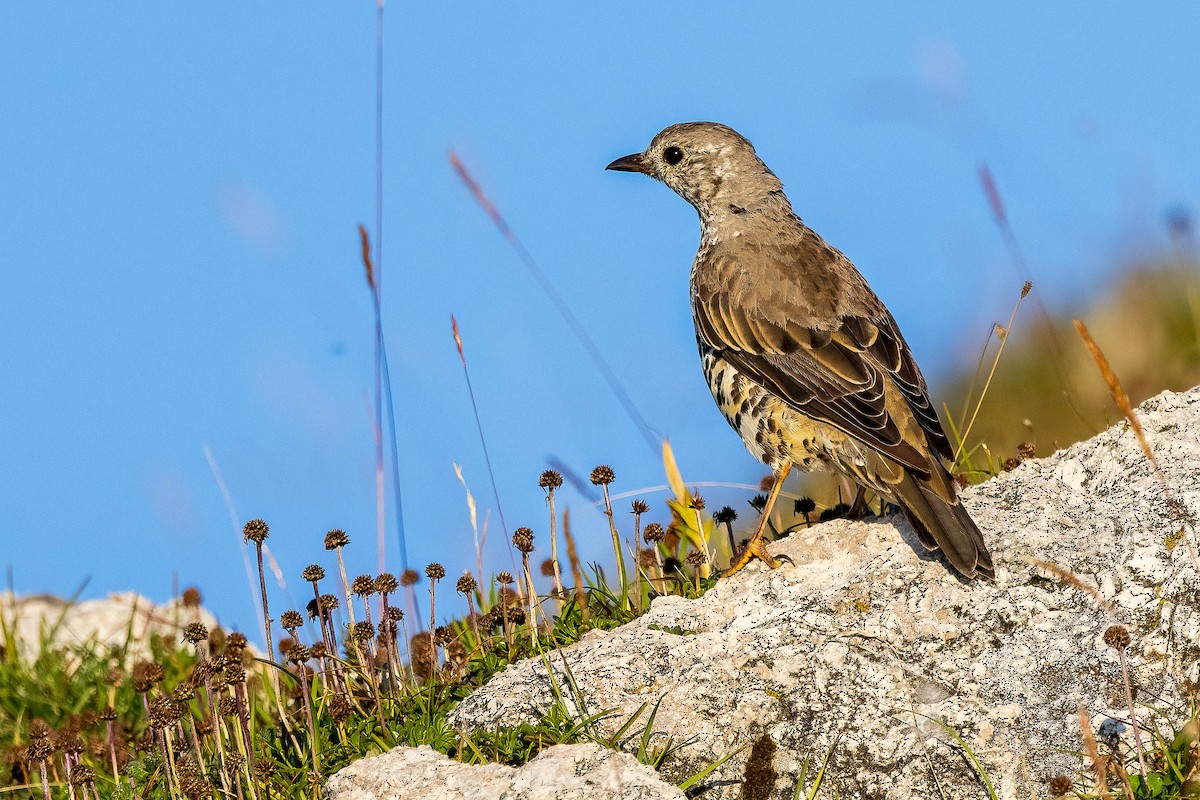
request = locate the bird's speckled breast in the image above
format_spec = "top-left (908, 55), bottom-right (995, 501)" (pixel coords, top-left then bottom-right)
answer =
top-left (700, 343), bottom-right (895, 493)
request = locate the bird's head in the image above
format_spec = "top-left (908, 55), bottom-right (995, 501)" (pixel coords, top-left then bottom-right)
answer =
top-left (606, 122), bottom-right (785, 215)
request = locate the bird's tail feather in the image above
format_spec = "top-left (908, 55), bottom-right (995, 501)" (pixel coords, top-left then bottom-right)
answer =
top-left (893, 472), bottom-right (994, 579)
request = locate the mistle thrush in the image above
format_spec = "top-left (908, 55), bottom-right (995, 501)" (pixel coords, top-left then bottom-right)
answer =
top-left (608, 122), bottom-right (993, 580)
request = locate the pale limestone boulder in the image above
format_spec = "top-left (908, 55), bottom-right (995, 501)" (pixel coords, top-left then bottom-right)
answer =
top-left (324, 742), bottom-right (685, 800)
top-left (443, 388), bottom-right (1200, 799)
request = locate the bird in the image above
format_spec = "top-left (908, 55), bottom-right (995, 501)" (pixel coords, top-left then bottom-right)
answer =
top-left (607, 122), bottom-right (993, 579)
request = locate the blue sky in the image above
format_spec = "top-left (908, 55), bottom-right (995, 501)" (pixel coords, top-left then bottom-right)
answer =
top-left (3, 3), bottom-right (1198, 635)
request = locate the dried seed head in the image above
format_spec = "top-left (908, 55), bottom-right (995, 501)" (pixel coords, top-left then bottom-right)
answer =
top-left (387, 607), bottom-right (403, 621)
top-left (309, 641), bottom-right (327, 659)
top-left (280, 610), bottom-right (304, 631)
top-left (148, 697), bottom-right (182, 729)
top-left (70, 764), bottom-right (96, 786)
top-left (690, 493), bottom-right (706, 510)
top-left (351, 574), bottom-right (375, 596)
top-left (302, 564), bottom-right (326, 582)
top-left (538, 469), bottom-right (563, 489)
top-left (242, 518), bottom-right (269, 544)
top-left (400, 568), bottom-right (420, 587)
top-left (1002, 457), bottom-right (1020, 472)
top-left (1017, 441), bottom-right (1037, 459)
top-left (181, 587), bottom-right (202, 608)
top-left (496, 571), bottom-right (515, 585)
top-left (749, 494), bottom-right (768, 511)
top-left (425, 562), bottom-right (445, 581)
top-left (642, 522), bottom-right (665, 543)
top-left (29, 719), bottom-right (51, 740)
top-left (324, 528), bottom-right (350, 549)
top-left (794, 497), bottom-right (816, 514)
top-left (686, 550), bottom-right (707, 566)
top-left (375, 572), bottom-right (399, 593)
top-left (329, 694), bottom-right (353, 722)
top-left (631, 499), bottom-right (650, 514)
top-left (183, 622), bottom-right (208, 644)
top-left (287, 645), bottom-right (312, 664)
top-left (512, 527), bottom-right (535, 553)
top-left (172, 684), bottom-right (196, 703)
top-left (456, 574), bottom-right (477, 594)
top-left (227, 632), bottom-right (248, 648)
top-left (106, 668), bottom-right (124, 687)
top-left (218, 697), bottom-right (237, 717)
top-left (26, 738), bottom-right (53, 761)
top-left (131, 661), bottom-right (164, 693)
top-left (589, 464), bottom-right (615, 485)
top-left (540, 558), bottom-right (557, 577)
top-left (713, 506), bottom-right (737, 524)
top-left (319, 593), bottom-right (340, 612)
top-left (637, 550), bottom-right (658, 568)
top-left (352, 621), bottom-right (376, 641)
top-left (1047, 775), bottom-right (1073, 797)
top-left (99, 706), bottom-right (117, 721)
top-left (759, 474), bottom-right (776, 492)
top-left (434, 625), bottom-right (453, 645)
top-left (1103, 624), bottom-right (1131, 650)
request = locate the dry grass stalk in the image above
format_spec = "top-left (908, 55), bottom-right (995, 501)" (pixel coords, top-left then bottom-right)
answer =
top-left (1024, 557), bottom-right (1117, 614)
top-left (1078, 705), bottom-right (1112, 800)
top-left (562, 510), bottom-right (588, 622)
top-left (955, 280), bottom-right (1032, 462)
top-left (1073, 318), bottom-right (1200, 574)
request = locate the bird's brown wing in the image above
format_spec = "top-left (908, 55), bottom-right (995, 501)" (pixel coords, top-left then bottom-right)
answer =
top-left (694, 284), bottom-right (953, 478)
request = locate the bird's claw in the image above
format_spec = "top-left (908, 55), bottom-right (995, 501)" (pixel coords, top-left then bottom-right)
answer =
top-left (722, 535), bottom-right (792, 577)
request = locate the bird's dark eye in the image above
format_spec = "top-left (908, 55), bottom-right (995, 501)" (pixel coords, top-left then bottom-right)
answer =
top-left (663, 146), bottom-right (684, 165)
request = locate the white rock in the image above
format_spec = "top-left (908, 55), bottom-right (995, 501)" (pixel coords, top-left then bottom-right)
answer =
top-left (435, 388), bottom-right (1200, 799)
top-left (323, 743), bottom-right (685, 800)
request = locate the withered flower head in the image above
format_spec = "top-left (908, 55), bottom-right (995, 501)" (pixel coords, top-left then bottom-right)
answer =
top-left (242, 518), bottom-right (269, 544)
top-left (1047, 775), bottom-right (1073, 797)
top-left (351, 575), bottom-right (376, 596)
top-left (589, 464), bottom-right (615, 485)
top-left (400, 568), bottom-right (420, 587)
top-left (183, 622), bottom-right (208, 644)
top-left (425, 562), bottom-right (445, 581)
top-left (496, 571), bottom-right (515, 585)
top-left (456, 574), bottom-right (477, 594)
top-left (324, 529), bottom-right (350, 550)
top-left (387, 607), bottom-right (403, 621)
top-left (280, 610), bottom-right (304, 631)
top-left (352, 621), bottom-right (376, 641)
top-left (319, 593), bottom-right (340, 612)
top-left (749, 494), bottom-right (768, 511)
top-left (794, 497), bottom-right (816, 514)
top-left (690, 493), bottom-right (706, 510)
top-left (713, 506), bottom-right (737, 524)
top-left (375, 572), bottom-right (399, 593)
top-left (181, 587), bottom-right (202, 608)
top-left (540, 558), bottom-right (557, 577)
top-left (301, 564), bottom-right (325, 582)
top-left (172, 684), bottom-right (196, 703)
top-left (686, 550), bottom-right (707, 566)
top-left (642, 523), bottom-right (665, 543)
top-left (631, 499), bottom-right (650, 514)
top-left (512, 527), bottom-right (535, 553)
top-left (287, 645), bottom-right (312, 664)
top-left (1103, 625), bottom-right (1131, 650)
top-left (227, 632), bottom-right (248, 648)
top-left (538, 469), bottom-right (563, 489)
top-left (1017, 441), bottom-right (1037, 459)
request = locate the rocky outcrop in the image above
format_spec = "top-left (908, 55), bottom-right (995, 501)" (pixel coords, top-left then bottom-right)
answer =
top-left (324, 743), bottom-right (685, 800)
top-left (333, 388), bottom-right (1200, 799)
top-left (0, 591), bottom-right (220, 660)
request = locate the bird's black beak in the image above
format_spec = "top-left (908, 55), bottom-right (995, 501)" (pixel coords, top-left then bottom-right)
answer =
top-left (606, 153), bottom-right (649, 174)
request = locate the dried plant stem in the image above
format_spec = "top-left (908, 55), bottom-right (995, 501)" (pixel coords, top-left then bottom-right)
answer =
top-left (600, 485), bottom-right (629, 605)
top-left (563, 510), bottom-right (588, 622)
top-left (1078, 705), bottom-right (1112, 800)
top-left (427, 583), bottom-right (438, 675)
top-left (546, 487), bottom-right (564, 597)
top-left (334, 546), bottom-right (356, 626)
top-left (253, 541), bottom-right (280, 702)
top-left (955, 281), bottom-right (1032, 462)
top-left (1116, 647), bottom-right (1148, 779)
top-left (521, 552), bottom-right (538, 648)
top-left (692, 503), bottom-right (712, 579)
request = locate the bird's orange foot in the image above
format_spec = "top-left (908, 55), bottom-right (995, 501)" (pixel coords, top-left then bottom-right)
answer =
top-left (721, 534), bottom-right (793, 578)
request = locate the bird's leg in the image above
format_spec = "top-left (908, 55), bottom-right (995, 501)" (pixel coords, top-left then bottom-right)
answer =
top-left (722, 462), bottom-right (794, 577)
top-left (845, 486), bottom-right (870, 519)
